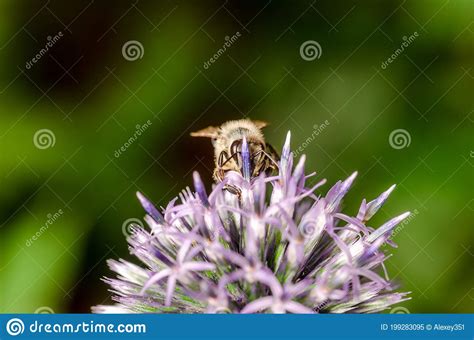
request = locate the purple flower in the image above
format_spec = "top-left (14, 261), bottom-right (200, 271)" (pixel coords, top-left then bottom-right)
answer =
top-left (93, 132), bottom-right (411, 313)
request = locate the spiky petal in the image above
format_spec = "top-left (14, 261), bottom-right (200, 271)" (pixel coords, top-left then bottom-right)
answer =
top-left (93, 133), bottom-right (411, 314)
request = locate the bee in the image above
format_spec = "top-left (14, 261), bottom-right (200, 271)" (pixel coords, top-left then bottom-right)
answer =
top-left (191, 119), bottom-right (279, 191)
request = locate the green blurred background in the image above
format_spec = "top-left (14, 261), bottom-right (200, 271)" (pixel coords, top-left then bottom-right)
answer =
top-left (0, 0), bottom-right (472, 313)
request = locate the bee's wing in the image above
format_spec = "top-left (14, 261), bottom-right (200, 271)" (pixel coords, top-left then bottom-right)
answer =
top-left (252, 120), bottom-right (269, 129)
top-left (190, 126), bottom-right (219, 138)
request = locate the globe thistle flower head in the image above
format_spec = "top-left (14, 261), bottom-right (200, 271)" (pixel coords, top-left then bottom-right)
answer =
top-left (93, 132), bottom-right (410, 313)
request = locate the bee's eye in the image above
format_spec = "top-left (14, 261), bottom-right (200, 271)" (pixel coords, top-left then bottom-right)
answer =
top-left (218, 151), bottom-right (228, 167)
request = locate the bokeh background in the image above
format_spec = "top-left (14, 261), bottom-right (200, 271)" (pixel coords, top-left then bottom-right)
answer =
top-left (0, 0), bottom-right (472, 313)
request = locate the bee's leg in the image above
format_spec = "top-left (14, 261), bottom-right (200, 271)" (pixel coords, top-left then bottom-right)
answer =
top-left (213, 168), bottom-right (223, 183)
top-left (214, 168), bottom-right (241, 198)
top-left (262, 144), bottom-right (280, 172)
top-left (214, 161), bottom-right (242, 199)
top-left (265, 143), bottom-right (280, 161)
top-left (223, 184), bottom-right (242, 200)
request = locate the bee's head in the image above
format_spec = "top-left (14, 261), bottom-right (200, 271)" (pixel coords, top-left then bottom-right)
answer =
top-left (217, 138), bottom-right (265, 178)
